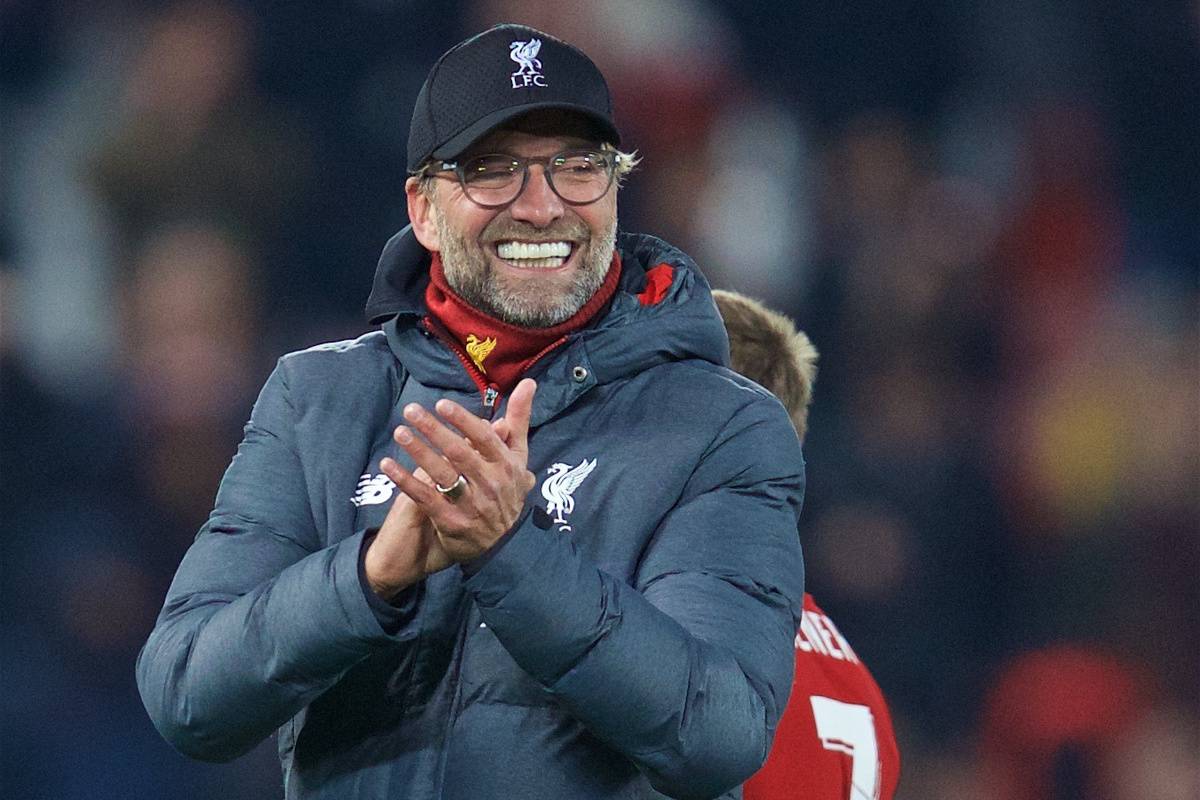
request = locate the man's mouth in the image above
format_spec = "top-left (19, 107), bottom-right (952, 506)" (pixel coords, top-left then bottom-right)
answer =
top-left (495, 240), bottom-right (574, 268)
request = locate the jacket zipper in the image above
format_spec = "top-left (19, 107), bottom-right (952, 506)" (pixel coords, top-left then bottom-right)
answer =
top-left (422, 317), bottom-right (502, 419)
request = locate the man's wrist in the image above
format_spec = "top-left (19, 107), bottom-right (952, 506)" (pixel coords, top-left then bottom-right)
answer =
top-left (363, 531), bottom-right (420, 600)
top-left (357, 529), bottom-right (421, 634)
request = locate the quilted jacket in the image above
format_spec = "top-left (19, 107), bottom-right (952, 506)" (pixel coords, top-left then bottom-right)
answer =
top-left (137, 227), bottom-right (806, 799)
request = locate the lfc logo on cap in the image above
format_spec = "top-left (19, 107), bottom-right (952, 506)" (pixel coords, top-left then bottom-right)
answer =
top-left (510, 39), bottom-right (546, 88)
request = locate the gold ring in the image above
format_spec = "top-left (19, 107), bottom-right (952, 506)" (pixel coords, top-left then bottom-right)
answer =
top-left (435, 474), bottom-right (468, 501)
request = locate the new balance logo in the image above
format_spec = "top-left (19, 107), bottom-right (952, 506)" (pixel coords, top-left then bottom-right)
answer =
top-left (351, 473), bottom-right (395, 507)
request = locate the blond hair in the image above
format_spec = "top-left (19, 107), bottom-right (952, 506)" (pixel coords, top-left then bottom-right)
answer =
top-left (712, 289), bottom-right (818, 441)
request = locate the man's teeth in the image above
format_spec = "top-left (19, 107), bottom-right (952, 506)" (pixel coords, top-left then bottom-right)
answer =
top-left (496, 241), bottom-right (572, 266)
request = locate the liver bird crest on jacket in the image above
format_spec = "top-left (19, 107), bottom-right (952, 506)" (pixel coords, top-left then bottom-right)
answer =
top-left (509, 39), bottom-right (543, 75)
top-left (541, 458), bottom-right (597, 531)
top-left (465, 334), bottom-right (497, 373)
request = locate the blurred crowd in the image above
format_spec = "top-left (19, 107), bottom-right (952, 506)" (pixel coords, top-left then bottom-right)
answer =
top-left (2, 1), bottom-right (1196, 798)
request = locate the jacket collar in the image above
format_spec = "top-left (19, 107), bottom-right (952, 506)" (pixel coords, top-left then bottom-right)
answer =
top-left (365, 225), bottom-right (732, 424)
top-left (365, 225), bottom-right (432, 325)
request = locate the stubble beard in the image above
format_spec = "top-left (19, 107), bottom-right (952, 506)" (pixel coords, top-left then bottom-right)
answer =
top-left (434, 206), bottom-right (617, 328)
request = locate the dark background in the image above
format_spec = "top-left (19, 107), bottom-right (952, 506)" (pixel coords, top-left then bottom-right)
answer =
top-left (2, 1), bottom-right (1197, 797)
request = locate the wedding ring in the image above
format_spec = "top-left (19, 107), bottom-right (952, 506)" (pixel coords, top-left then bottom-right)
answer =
top-left (435, 473), bottom-right (468, 501)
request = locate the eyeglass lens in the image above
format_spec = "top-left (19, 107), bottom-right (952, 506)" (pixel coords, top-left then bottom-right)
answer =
top-left (459, 151), bottom-right (614, 207)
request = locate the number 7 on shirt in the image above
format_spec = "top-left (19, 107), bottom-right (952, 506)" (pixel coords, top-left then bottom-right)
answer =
top-left (811, 696), bottom-right (881, 800)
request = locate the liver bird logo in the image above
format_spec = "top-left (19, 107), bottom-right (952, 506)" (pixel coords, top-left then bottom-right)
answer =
top-left (509, 39), bottom-right (543, 75)
top-left (541, 458), bottom-right (597, 532)
top-left (465, 334), bottom-right (497, 373)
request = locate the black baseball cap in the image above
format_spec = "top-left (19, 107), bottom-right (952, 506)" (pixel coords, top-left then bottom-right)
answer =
top-left (406, 23), bottom-right (621, 173)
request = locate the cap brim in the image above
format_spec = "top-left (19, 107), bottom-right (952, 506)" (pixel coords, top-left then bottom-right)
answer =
top-left (429, 102), bottom-right (621, 163)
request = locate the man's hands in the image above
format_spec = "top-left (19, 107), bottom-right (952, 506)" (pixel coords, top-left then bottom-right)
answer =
top-left (363, 468), bottom-right (453, 599)
top-left (363, 379), bottom-right (538, 599)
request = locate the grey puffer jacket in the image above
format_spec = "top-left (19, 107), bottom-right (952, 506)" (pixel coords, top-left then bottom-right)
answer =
top-left (137, 227), bottom-right (806, 800)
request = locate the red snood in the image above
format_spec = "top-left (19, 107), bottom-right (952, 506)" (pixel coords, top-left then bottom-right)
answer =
top-left (423, 251), bottom-right (621, 396)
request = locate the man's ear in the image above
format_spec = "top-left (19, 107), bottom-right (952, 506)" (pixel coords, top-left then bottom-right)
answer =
top-left (405, 177), bottom-right (440, 252)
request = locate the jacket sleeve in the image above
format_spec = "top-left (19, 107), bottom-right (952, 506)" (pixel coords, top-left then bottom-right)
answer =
top-left (135, 359), bottom-right (418, 762)
top-left (463, 396), bottom-right (805, 799)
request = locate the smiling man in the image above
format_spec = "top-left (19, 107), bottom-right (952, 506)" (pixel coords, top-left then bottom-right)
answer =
top-left (137, 24), bottom-right (806, 800)
top-left (411, 118), bottom-right (621, 328)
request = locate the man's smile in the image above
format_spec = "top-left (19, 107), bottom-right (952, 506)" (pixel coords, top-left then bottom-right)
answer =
top-left (493, 240), bottom-right (576, 270)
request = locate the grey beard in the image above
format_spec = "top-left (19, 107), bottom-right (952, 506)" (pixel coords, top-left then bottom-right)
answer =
top-left (435, 210), bottom-right (616, 328)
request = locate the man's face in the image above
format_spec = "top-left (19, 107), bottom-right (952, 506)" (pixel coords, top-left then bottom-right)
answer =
top-left (408, 128), bottom-right (618, 328)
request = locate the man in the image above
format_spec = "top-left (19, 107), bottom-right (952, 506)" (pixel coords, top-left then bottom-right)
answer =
top-left (136, 24), bottom-right (805, 800)
top-left (712, 290), bottom-right (900, 800)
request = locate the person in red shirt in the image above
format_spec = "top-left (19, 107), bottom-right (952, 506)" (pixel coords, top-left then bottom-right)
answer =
top-left (713, 290), bottom-right (901, 800)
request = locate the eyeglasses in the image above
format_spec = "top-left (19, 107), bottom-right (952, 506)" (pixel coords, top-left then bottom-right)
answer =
top-left (427, 149), bottom-right (619, 209)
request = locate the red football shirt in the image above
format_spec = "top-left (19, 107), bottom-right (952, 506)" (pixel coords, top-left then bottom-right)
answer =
top-left (743, 594), bottom-right (901, 800)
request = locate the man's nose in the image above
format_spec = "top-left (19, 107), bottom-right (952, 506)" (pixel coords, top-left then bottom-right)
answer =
top-left (507, 164), bottom-right (564, 227)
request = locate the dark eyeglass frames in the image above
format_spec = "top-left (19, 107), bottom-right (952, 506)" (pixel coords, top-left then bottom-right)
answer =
top-left (425, 149), bottom-right (618, 208)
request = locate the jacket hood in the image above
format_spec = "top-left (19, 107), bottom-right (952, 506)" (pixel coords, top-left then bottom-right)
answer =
top-left (363, 225), bottom-right (731, 418)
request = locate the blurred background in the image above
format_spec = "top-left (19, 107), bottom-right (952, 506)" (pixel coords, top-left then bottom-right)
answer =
top-left (1, 1), bottom-right (1196, 797)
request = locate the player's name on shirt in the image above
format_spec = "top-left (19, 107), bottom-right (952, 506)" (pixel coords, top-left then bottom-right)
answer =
top-left (795, 607), bottom-right (861, 664)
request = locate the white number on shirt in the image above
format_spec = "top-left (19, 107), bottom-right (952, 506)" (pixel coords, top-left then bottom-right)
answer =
top-left (810, 696), bottom-right (881, 800)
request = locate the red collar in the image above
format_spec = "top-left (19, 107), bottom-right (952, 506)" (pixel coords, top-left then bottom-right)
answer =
top-left (424, 251), bottom-right (622, 396)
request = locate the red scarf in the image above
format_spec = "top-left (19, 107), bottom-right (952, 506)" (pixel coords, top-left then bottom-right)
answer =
top-left (424, 251), bottom-right (622, 395)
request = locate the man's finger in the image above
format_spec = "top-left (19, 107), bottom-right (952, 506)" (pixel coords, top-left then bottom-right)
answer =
top-left (504, 379), bottom-right (537, 455)
top-left (377, 458), bottom-right (424, 526)
top-left (491, 417), bottom-right (513, 446)
top-left (393, 424), bottom-right (462, 492)
top-left (433, 398), bottom-right (507, 461)
top-left (380, 456), bottom-right (450, 513)
top-left (402, 404), bottom-right (489, 479)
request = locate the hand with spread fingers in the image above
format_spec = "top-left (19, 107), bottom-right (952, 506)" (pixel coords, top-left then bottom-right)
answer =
top-left (365, 378), bottom-right (538, 595)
